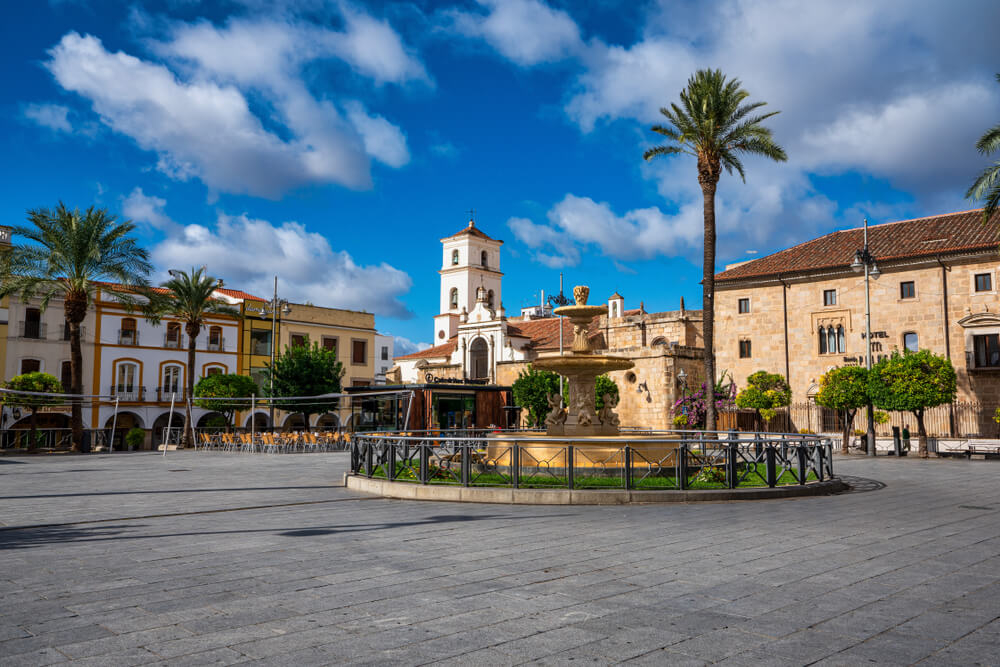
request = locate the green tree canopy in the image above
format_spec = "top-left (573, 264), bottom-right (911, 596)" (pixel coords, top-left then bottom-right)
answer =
top-left (815, 366), bottom-right (869, 453)
top-left (868, 350), bottom-right (957, 457)
top-left (511, 366), bottom-right (561, 428)
top-left (644, 69), bottom-right (786, 431)
top-left (966, 73), bottom-right (1000, 222)
top-left (735, 370), bottom-right (791, 430)
top-left (594, 375), bottom-right (619, 411)
top-left (3, 372), bottom-right (65, 448)
top-left (263, 337), bottom-right (344, 426)
top-left (0, 203), bottom-right (152, 451)
top-left (193, 373), bottom-right (259, 430)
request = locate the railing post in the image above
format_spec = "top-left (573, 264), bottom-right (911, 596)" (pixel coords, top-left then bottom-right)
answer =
top-left (567, 445), bottom-right (574, 490)
top-left (365, 439), bottom-right (373, 478)
top-left (797, 443), bottom-right (807, 485)
top-left (461, 442), bottom-right (470, 487)
top-left (388, 439), bottom-right (397, 481)
top-left (754, 433), bottom-right (762, 459)
top-left (816, 442), bottom-right (824, 481)
top-left (624, 445), bottom-right (632, 490)
top-left (420, 442), bottom-right (429, 484)
top-left (678, 443), bottom-right (688, 490)
top-left (512, 444), bottom-right (520, 489)
top-left (727, 429), bottom-right (738, 489)
top-left (765, 445), bottom-right (777, 488)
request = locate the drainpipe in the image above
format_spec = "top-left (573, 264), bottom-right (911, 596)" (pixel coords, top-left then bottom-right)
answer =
top-left (779, 275), bottom-right (790, 382)
top-left (937, 256), bottom-right (956, 437)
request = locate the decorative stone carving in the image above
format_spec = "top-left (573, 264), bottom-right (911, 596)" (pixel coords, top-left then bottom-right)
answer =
top-left (573, 285), bottom-right (589, 305)
top-left (544, 393), bottom-right (567, 426)
top-left (598, 393), bottom-right (620, 427)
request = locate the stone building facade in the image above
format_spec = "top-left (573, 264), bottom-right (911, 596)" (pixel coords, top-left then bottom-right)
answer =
top-left (714, 209), bottom-right (1000, 434)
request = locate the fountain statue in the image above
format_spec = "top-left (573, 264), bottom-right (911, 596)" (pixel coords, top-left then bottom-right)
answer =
top-left (532, 285), bottom-right (634, 436)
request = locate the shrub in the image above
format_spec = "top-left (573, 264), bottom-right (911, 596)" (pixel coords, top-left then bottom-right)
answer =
top-left (125, 427), bottom-right (145, 450)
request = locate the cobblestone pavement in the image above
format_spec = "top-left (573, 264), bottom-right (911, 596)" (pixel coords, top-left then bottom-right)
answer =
top-left (1, 452), bottom-right (999, 666)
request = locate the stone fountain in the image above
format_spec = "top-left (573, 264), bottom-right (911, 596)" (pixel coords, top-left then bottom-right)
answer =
top-left (532, 285), bottom-right (634, 436)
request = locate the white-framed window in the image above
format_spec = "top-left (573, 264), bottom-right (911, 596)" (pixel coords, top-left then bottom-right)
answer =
top-left (115, 361), bottom-right (140, 400)
top-left (162, 364), bottom-right (182, 395)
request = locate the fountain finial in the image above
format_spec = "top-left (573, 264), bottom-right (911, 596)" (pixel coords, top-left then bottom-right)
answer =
top-left (573, 285), bottom-right (589, 305)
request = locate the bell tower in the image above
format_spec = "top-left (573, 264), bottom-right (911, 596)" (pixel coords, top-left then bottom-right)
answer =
top-left (433, 215), bottom-right (503, 343)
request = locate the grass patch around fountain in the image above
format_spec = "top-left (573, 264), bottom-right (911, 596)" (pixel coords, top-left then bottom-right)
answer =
top-left (367, 462), bottom-right (818, 489)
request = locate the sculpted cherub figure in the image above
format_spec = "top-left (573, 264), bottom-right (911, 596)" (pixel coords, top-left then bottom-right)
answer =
top-left (544, 393), bottom-right (567, 426)
top-left (598, 393), bottom-right (620, 426)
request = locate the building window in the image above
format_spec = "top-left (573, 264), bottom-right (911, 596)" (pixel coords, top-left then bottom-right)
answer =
top-left (823, 289), bottom-right (837, 306)
top-left (975, 273), bottom-right (993, 292)
top-left (451, 249), bottom-right (459, 265)
top-left (827, 326), bottom-right (837, 355)
top-left (162, 364), bottom-right (181, 396)
top-left (250, 329), bottom-right (271, 356)
top-left (974, 334), bottom-right (1000, 368)
top-left (818, 326), bottom-right (827, 354)
top-left (738, 339), bottom-right (752, 358)
top-left (23, 307), bottom-right (42, 339)
top-left (165, 322), bottom-right (181, 348)
top-left (450, 288), bottom-right (459, 309)
top-left (381, 346), bottom-right (389, 360)
top-left (487, 289), bottom-right (495, 309)
top-left (837, 325), bottom-right (845, 354)
top-left (738, 298), bottom-right (750, 314)
top-left (60, 361), bottom-right (72, 391)
top-left (208, 326), bottom-right (223, 350)
top-left (352, 340), bottom-right (367, 365)
top-left (115, 362), bottom-right (140, 400)
top-left (323, 337), bottom-right (338, 356)
top-left (120, 318), bottom-right (138, 345)
top-left (205, 366), bottom-right (223, 377)
top-left (291, 333), bottom-right (307, 348)
top-left (481, 250), bottom-right (488, 267)
top-left (903, 332), bottom-right (918, 352)
top-left (20, 358), bottom-right (41, 374)
top-left (900, 281), bottom-right (916, 299)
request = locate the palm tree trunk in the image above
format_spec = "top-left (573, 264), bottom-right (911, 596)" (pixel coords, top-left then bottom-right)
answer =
top-left (185, 324), bottom-right (199, 447)
top-left (700, 176), bottom-right (719, 432)
top-left (65, 295), bottom-right (87, 453)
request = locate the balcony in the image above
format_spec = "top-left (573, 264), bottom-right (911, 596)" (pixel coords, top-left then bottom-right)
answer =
top-left (118, 329), bottom-right (139, 346)
top-left (207, 337), bottom-right (225, 351)
top-left (164, 333), bottom-right (184, 349)
top-left (18, 321), bottom-right (46, 339)
top-left (109, 385), bottom-right (145, 401)
top-left (156, 387), bottom-right (185, 402)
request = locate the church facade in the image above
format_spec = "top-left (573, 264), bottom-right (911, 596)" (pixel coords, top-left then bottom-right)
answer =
top-left (392, 218), bottom-right (706, 430)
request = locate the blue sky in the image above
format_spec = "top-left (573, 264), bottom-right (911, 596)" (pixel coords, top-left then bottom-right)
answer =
top-left (2, 0), bottom-right (998, 353)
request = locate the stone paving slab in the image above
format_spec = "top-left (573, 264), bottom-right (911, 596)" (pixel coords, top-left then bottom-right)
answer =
top-left (1, 452), bottom-right (1000, 665)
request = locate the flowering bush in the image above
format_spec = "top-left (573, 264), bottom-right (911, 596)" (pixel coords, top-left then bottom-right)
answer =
top-left (672, 371), bottom-right (736, 430)
top-left (694, 465), bottom-right (726, 484)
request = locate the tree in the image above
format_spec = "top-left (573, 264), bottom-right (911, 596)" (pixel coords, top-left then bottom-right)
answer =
top-left (512, 366), bottom-right (561, 428)
top-left (815, 366), bottom-right (870, 454)
top-left (0, 203), bottom-right (151, 451)
top-left (3, 372), bottom-right (64, 449)
top-left (143, 268), bottom-right (240, 445)
top-left (868, 350), bottom-right (957, 457)
top-left (193, 373), bottom-right (259, 431)
top-left (644, 70), bottom-right (787, 432)
top-left (735, 371), bottom-right (791, 431)
top-left (264, 338), bottom-right (344, 428)
top-left (966, 73), bottom-right (1000, 222)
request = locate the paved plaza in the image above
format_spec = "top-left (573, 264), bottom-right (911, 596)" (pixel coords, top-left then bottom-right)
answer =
top-left (1, 453), bottom-right (999, 666)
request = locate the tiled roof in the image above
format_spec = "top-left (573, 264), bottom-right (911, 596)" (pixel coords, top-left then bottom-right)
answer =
top-left (715, 208), bottom-right (1000, 282)
top-left (395, 339), bottom-right (458, 360)
top-left (442, 221), bottom-right (502, 244)
top-left (507, 315), bottom-right (605, 351)
top-left (218, 288), bottom-right (265, 301)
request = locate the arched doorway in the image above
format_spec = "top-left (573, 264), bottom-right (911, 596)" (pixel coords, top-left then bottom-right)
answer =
top-left (244, 412), bottom-right (269, 431)
top-left (282, 413), bottom-right (307, 432)
top-left (197, 412), bottom-right (227, 430)
top-left (151, 412), bottom-right (183, 450)
top-left (316, 413), bottom-right (340, 430)
top-left (469, 337), bottom-right (489, 380)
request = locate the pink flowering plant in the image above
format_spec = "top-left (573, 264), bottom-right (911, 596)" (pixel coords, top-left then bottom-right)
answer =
top-left (672, 370), bottom-right (736, 430)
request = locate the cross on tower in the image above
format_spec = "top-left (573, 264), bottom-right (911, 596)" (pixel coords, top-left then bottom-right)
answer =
top-left (467, 208), bottom-right (476, 226)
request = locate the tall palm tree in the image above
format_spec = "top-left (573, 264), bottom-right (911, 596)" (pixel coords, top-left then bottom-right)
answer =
top-left (144, 267), bottom-right (240, 446)
top-left (967, 73), bottom-right (1000, 223)
top-left (0, 203), bottom-right (152, 451)
top-left (644, 69), bottom-right (787, 432)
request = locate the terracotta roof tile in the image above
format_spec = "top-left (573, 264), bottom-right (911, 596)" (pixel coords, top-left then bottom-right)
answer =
top-left (442, 221), bottom-right (502, 244)
top-left (394, 339), bottom-right (458, 360)
top-left (715, 208), bottom-right (999, 282)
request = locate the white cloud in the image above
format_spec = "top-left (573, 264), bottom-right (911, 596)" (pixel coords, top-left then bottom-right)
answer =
top-left (122, 187), bottom-right (180, 232)
top-left (152, 211), bottom-right (414, 319)
top-left (391, 335), bottom-right (431, 356)
top-left (446, 0), bottom-right (583, 66)
top-left (344, 101), bottom-right (410, 168)
top-left (325, 8), bottom-right (430, 85)
top-left (507, 216), bottom-right (580, 267)
top-left (23, 102), bottom-right (72, 133)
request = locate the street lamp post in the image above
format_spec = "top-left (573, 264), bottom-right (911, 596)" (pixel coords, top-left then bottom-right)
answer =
top-left (850, 218), bottom-right (881, 457)
top-left (547, 273), bottom-right (571, 396)
top-left (266, 276), bottom-right (290, 432)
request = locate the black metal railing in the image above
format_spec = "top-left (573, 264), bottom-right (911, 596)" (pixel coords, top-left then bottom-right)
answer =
top-left (207, 337), bottom-right (225, 351)
top-left (118, 329), bottom-right (139, 345)
top-left (164, 333), bottom-right (183, 348)
top-left (349, 430), bottom-right (834, 491)
top-left (18, 320), bottom-right (46, 339)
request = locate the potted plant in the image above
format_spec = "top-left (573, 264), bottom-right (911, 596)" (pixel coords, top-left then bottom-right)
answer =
top-left (125, 427), bottom-right (146, 452)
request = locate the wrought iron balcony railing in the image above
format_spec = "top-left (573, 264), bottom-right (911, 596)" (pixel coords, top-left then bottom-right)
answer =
top-left (207, 337), bottom-right (225, 351)
top-left (109, 385), bottom-right (145, 401)
top-left (18, 321), bottom-right (46, 339)
top-left (117, 329), bottom-right (139, 346)
top-left (164, 333), bottom-right (183, 349)
top-left (156, 387), bottom-right (185, 402)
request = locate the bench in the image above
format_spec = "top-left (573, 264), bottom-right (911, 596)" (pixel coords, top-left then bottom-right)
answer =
top-left (966, 442), bottom-right (1000, 459)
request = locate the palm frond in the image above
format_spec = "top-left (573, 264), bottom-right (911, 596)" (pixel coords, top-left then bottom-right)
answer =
top-left (643, 145), bottom-right (684, 161)
top-left (976, 124), bottom-right (1000, 155)
top-left (966, 161), bottom-right (1000, 222)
